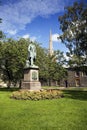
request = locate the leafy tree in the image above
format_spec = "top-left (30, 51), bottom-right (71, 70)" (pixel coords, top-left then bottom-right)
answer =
top-left (0, 18), bottom-right (2, 39)
top-left (36, 47), bottom-right (67, 86)
top-left (0, 37), bottom-right (67, 87)
top-left (0, 38), bottom-right (29, 88)
top-left (35, 43), bottom-right (49, 82)
top-left (34, 42), bottom-right (67, 86)
top-left (67, 53), bottom-right (86, 67)
top-left (47, 51), bottom-right (67, 86)
top-left (0, 18), bottom-right (5, 40)
top-left (58, 2), bottom-right (87, 63)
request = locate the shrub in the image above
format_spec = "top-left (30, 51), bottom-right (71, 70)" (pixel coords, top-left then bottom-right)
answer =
top-left (11, 89), bottom-right (63, 101)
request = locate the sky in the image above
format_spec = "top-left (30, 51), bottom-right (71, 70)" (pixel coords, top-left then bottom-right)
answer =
top-left (0, 0), bottom-right (87, 53)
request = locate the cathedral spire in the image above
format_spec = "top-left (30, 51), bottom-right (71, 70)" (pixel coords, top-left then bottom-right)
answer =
top-left (49, 29), bottom-right (53, 56)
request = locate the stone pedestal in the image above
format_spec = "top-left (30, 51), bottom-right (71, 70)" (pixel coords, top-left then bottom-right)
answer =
top-left (21, 67), bottom-right (41, 90)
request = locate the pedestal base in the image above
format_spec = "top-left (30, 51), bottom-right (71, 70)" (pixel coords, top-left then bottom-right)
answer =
top-left (21, 67), bottom-right (41, 90)
top-left (22, 81), bottom-right (41, 90)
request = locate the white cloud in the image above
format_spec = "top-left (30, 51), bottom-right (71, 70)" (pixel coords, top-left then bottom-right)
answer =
top-left (7, 30), bottom-right (17, 35)
top-left (23, 34), bottom-right (30, 39)
top-left (22, 34), bottom-right (37, 41)
top-left (52, 33), bottom-right (61, 42)
top-left (0, 0), bottom-right (68, 34)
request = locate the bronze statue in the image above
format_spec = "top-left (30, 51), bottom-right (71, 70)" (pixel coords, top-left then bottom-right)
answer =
top-left (28, 43), bottom-right (36, 66)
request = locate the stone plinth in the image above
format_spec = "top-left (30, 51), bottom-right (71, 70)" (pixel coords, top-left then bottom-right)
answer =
top-left (21, 67), bottom-right (41, 90)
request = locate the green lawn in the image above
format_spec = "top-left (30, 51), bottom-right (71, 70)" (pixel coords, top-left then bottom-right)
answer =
top-left (0, 88), bottom-right (87, 130)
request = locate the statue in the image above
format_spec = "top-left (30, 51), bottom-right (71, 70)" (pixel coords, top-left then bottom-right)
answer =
top-left (28, 43), bottom-right (36, 66)
top-left (22, 42), bottom-right (41, 90)
top-left (25, 43), bottom-right (37, 68)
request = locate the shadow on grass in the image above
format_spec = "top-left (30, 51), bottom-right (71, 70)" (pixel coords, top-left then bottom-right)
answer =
top-left (63, 90), bottom-right (87, 101)
top-left (0, 87), bottom-right (20, 92)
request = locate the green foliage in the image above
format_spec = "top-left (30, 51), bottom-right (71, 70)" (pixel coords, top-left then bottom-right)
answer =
top-left (46, 51), bottom-right (67, 85)
top-left (0, 18), bottom-right (2, 23)
top-left (58, 2), bottom-right (87, 62)
top-left (0, 31), bottom-right (3, 39)
top-left (35, 44), bottom-right (67, 85)
top-left (11, 89), bottom-right (63, 100)
top-left (0, 38), bottom-right (67, 87)
top-left (35, 44), bottom-right (48, 80)
top-left (0, 18), bottom-right (5, 40)
top-left (0, 38), bottom-right (29, 87)
top-left (67, 53), bottom-right (86, 67)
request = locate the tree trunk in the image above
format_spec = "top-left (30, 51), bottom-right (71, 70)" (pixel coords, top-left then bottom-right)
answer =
top-left (19, 80), bottom-right (21, 89)
top-left (48, 79), bottom-right (51, 86)
top-left (7, 80), bottom-right (11, 88)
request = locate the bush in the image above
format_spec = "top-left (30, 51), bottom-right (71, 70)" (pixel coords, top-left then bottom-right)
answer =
top-left (11, 89), bottom-right (63, 100)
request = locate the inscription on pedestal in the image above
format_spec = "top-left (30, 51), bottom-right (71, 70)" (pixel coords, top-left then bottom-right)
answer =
top-left (32, 71), bottom-right (38, 80)
top-left (22, 67), bottom-right (41, 90)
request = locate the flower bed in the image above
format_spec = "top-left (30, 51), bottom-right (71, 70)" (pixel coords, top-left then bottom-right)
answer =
top-left (11, 89), bottom-right (63, 100)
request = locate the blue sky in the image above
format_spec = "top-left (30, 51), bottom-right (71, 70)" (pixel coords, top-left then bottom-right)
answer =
top-left (0, 0), bottom-right (87, 53)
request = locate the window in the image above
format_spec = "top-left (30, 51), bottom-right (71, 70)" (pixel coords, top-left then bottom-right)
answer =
top-left (75, 72), bottom-right (79, 77)
top-left (82, 72), bottom-right (87, 77)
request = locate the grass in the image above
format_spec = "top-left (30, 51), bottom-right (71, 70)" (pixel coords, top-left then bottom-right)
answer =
top-left (0, 87), bottom-right (87, 130)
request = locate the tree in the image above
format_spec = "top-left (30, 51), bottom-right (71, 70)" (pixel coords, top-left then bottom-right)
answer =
top-left (46, 51), bottom-right (67, 86)
top-left (0, 38), bottom-right (29, 88)
top-left (0, 18), bottom-right (5, 40)
top-left (0, 18), bottom-right (2, 38)
top-left (36, 47), bottom-right (67, 86)
top-left (67, 53), bottom-right (86, 67)
top-left (34, 42), bottom-right (67, 86)
top-left (58, 2), bottom-right (87, 62)
top-left (0, 37), bottom-right (67, 87)
top-left (35, 43), bottom-right (49, 82)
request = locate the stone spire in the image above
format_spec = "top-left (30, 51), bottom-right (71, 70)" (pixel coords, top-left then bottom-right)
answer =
top-left (49, 30), bottom-right (53, 56)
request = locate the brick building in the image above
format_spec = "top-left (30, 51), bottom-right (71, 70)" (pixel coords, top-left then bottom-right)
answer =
top-left (60, 68), bottom-right (87, 87)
